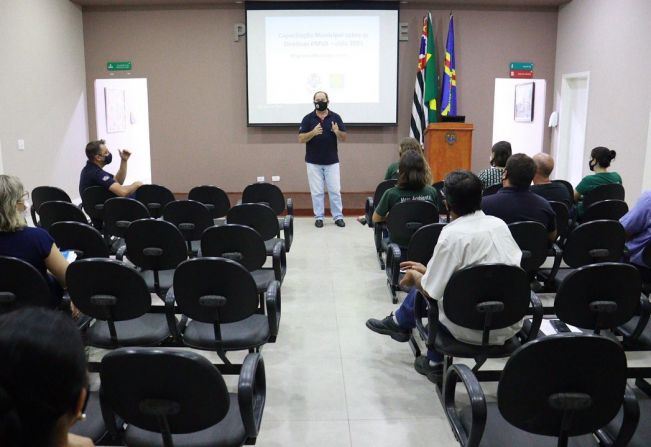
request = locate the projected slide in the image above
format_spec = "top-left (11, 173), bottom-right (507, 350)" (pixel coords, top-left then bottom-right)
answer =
top-left (246, 5), bottom-right (398, 126)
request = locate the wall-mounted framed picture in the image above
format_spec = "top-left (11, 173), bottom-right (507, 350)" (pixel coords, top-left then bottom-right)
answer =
top-left (514, 82), bottom-right (535, 122)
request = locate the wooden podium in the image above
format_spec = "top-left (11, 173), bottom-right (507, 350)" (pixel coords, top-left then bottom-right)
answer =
top-left (424, 123), bottom-right (474, 182)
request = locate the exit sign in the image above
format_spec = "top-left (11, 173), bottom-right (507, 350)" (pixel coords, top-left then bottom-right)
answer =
top-left (107, 61), bottom-right (132, 71)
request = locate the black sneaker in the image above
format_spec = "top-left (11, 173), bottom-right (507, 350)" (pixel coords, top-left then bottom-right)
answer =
top-left (335, 218), bottom-right (346, 227)
top-left (365, 315), bottom-right (410, 342)
top-left (315, 219), bottom-right (324, 228)
top-left (414, 356), bottom-right (443, 384)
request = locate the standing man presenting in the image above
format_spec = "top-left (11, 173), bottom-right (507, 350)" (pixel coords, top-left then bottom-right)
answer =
top-left (298, 91), bottom-right (347, 228)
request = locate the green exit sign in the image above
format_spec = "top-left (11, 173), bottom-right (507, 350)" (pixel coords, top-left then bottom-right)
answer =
top-left (107, 61), bottom-right (132, 71)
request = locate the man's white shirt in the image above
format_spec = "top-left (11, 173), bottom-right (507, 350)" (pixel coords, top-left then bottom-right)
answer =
top-left (420, 210), bottom-right (523, 345)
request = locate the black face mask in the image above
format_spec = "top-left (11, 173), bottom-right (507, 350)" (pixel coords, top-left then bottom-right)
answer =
top-left (314, 101), bottom-right (328, 112)
top-left (588, 159), bottom-right (596, 171)
top-left (103, 152), bottom-right (113, 165)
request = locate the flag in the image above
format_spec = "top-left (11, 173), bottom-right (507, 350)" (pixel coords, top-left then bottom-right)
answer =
top-left (441, 15), bottom-right (457, 116)
top-left (409, 13), bottom-right (437, 144)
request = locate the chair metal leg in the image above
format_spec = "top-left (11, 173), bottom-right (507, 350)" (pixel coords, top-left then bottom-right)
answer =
top-left (408, 334), bottom-right (422, 358)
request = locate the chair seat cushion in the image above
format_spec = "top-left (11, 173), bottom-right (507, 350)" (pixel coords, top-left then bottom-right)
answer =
top-left (69, 391), bottom-right (107, 442)
top-left (182, 315), bottom-right (270, 350)
top-left (459, 403), bottom-right (599, 447)
top-left (124, 393), bottom-right (247, 447)
top-left (87, 313), bottom-right (174, 348)
top-left (434, 328), bottom-right (521, 359)
top-left (140, 269), bottom-right (175, 295)
top-left (251, 269), bottom-right (277, 292)
top-left (264, 238), bottom-right (284, 255)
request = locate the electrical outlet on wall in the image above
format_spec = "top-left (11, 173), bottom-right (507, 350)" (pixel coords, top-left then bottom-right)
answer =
top-left (257, 176), bottom-right (265, 182)
top-left (272, 176), bottom-right (280, 182)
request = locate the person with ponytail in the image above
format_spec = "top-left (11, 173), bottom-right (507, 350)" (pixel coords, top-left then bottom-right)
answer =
top-left (0, 307), bottom-right (93, 447)
top-left (574, 146), bottom-right (622, 216)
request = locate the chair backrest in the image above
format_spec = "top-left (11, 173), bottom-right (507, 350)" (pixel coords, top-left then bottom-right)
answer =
top-left (100, 348), bottom-right (230, 435)
top-left (406, 223), bottom-right (445, 265)
top-left (226, 203), bottom-right (279, 241)
top-left (386, 200), bottom-right (439, 247)
top-left (554, 263), bottom-right (641, 332)
top-left (498, 334), bottom-right (627, 439)
top-left (31, 186), bottom-right (72, 225)
top-left (549, 201), bottom-right (570, 241)
top-left (482, 183), bottom-right (502, 196)
top-left (66, 258), bottom-right (151, 321)
top-left (242, 182), bottom-right (286, 215)
top-left (188, 185), bottom-right (231, 219)
top-left (81, 186), bottom-right (116, 221)
top-left (563, 220), bottom-right (625, 268)
top-left (103, 197), bottom-right (150, 238)
top-left (551, 179), bottom-right (574, 201)
top-left (38, 201), bottom-right (88, 231)
top-left (49, 222), bottom-right (109, 259)
top-left (442, 264), bottom-right (530, 334)
top-left (172, 258), bottom-right (260, 324)
top-left (583, 183), bottom-right (625, 209)
top-left (163, 200), bottom-right (213, 242)
top-left (581, 199), bottom-right (629, 223)
top-left (135, 184), bottom-right (175, 218)
top-left (373, 179), bottom-right (397, 204)
top-left (0, 256), bottom-right (52, 314)
top-left (125, 219), bottom-right (187, 271)
top-left (508, 221), bottom-right (549, 274)
top-left (201, 224), bottom-right (266, 271)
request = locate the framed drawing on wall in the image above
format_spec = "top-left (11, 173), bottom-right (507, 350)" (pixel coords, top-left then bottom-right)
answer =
top-left (514, 82), bottom-right (535, 122)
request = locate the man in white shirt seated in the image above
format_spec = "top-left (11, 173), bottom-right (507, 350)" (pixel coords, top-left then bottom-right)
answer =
top-left (366, 170), bottom-right (522, 383)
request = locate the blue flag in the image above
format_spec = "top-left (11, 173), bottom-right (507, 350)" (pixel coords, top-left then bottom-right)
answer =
top-left (441, 15), bottom-right (457, 116)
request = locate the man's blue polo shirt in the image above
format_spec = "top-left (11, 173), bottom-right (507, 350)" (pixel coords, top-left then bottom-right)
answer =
top-left (299, 110), bottom-right (346, 165)
top-left (79, 161), bottom-right (115, 197)
top-left (481, 186), bottom-right (557, 232)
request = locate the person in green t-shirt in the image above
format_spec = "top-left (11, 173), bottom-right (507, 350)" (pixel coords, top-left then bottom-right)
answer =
top-left (373, 150), bottom-right (441, 224)
top-left (384, 137), bottom-right (424, 180)
top-left (574, 146), bottom-right (622, 216)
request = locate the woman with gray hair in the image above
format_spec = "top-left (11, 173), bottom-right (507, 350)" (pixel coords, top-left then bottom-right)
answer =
top-left (0, 175), bottom-right (69, 308)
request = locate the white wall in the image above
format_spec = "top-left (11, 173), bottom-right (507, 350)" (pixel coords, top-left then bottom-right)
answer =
top-left (0, 0), bottom-right (88, 198)
top-left (552, 0), bottom-right (651, 204)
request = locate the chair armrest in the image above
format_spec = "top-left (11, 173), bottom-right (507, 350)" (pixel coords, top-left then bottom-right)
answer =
top-left (525, 291), bottom-right (543, 342)
top-left (30, 208), bottom-right (39, 227)
top-left (622, 247), bottom-right (631, 263)
top-left (99, 386), bottom-right (123, 441)
top-left (265, 280), bottom-right (281, 338)
top-left (374, 222), bottom-right (386, 253)
top-left (365, 197), bottom-right (374, 228)
top-left (385, 243), bottom-right (402, 287)
top-left (543, 243), bottom-right (563, 290)
top-left (623, 295), bottom-right (651, 344)
top-left (414, 292), bottom-right (438, 348)
top-left (238, 352), bottom-right (267, 439)
top-left (272, 241), bottom-right (287, 283)
top-left (286, 197), bottom-right (294, 216)
top-left (115, 244), bottom-right (127, 261)
top-left (594, 384), bottom-right (640, 447)
top-left (282, 215), bottom-right (293, 253)
top-left (164, 287), bottom-right (181, 339)
top-left (443, 364), bottom-right (487, 447)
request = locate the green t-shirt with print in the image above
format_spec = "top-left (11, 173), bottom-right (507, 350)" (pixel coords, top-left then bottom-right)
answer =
top-left (384, 162), bottom-right (399, 180)
top-left (374, 185), bottom-right (440, 217)
top-left (576, 172), bottom-right (622, 215)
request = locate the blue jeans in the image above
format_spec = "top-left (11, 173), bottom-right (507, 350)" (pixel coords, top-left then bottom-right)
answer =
top-left (306, 163), bottom-right (343, 220)
top-left (395, 287), bottom-right (444, 363)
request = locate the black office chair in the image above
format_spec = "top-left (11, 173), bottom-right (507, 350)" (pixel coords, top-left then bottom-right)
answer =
top-left (188, 185), bottom-right (231, 221)
top-left (124, 219), bottom-right (188, 300)
top-left (385, 223), bottom-right (445, 304)
top-left (581, 199), bottom-right (629, 223)
top-left (582, 183), bottom-right (625, 209)
top-left (551, 178), bottom-right (574, 201)
top-left (69, 391), bottom-right (109, 444)
top-left (365, 179), bottom-right (396, 228)
top-left (482, 183), bottom-right (502, 196)
top-left (444, 334), bottom-right (639, 447)
top-left (31, 185), bottom-right (72, 226)
top-left (242, 182), bottom-right (293, 216)
top-left (508, 221), bottom-right (554, 281)
top-left (415, 264), bottom-right (542, 382)
top-left (135, 184), bottom-right (176, 218)
top-left (38, 200), bottom-right (89, 231)
top-left (66, 258), bottom-right (182, 348)
top-left (81, 186), bottom-right (116, 230)
top-left (163, 200), bottom-right (213, 256)
top-left (227, 203), bottom-right (293, 254)
top-left (0, 256), bottom-right (52, 314)
top-left (201, 224), bottom-right (286, 307)
top-left (49, 221), bottom-right (109, 259)
top-left (100, 348), bottom-right (265, 447)
top-left (170, 257), bottom-right (280, 364)
top-left (549, 201), bottom-right (570, 246)
top-left (103, 197), bottom-right (150, 240)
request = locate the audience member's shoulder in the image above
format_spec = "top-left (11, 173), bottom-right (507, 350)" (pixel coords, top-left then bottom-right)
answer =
top-left (21, 226), bottom-right (52, 240)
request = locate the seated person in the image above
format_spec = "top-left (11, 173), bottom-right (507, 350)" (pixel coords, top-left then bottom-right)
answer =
top-left (530, 152), bottom-right (573, 210)
top-left (372, 150), bottom-right (441, 239)
top-left (79, 139), bottom-right (143, 198)
top-left (477, 140), bottom-right (511, 191)
top-left (366, 170), bottom-right (522, 383)
top-left (0, 307), bottom-right (93, 447)
top-left (574, 146), bottom-right (622, 216)
top-left (384, 137), bottom-right (424, 181)
top-left (482, 153), bottom-right (557, 242)
top-left (620, 190), bottom-right (651, 282)
top-left (0, 175), bottom-right (71, 310)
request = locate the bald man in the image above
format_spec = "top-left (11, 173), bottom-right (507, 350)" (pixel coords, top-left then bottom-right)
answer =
top-left (530, 153), bottom-right (573, 209)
